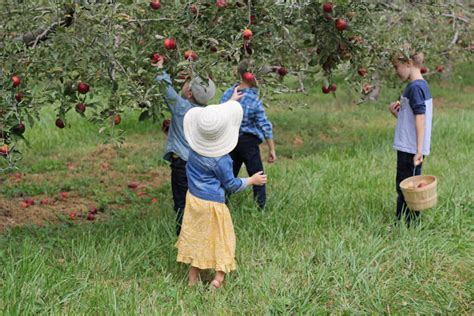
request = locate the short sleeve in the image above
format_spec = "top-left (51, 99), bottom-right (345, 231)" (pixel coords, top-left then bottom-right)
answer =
top-left (408, 86), bottom-right (426, 115)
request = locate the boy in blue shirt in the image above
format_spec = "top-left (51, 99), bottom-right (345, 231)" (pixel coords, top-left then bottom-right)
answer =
top-left (155, 62), bottom-right (216, 235)
top-left (220, 60), bottom-right (276, 209)
top-left (389, 52), bottom-right (433, 226)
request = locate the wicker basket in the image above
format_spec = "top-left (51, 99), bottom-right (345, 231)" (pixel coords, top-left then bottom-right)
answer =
top-left (400, 175), bottom-right (437, 211)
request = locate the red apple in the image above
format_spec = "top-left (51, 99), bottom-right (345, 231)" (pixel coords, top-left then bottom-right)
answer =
top-left (75, 103), bottom-right (86, 114)
top-left (59, 191), bottom-right (68, 200)
top-left (87, 212), bottom-right (95, 221)
top-left (190, 4), bottom-right (198, 14)
top-left (55, 118), bottom-right (65, 129)
top-left (164, 38), bottom-right (177, 50)
top-left (20, 201), bottom-right (30, 208)
top-left (40, 198), bottom-right (49, 205)
top-left (12, 122), bottom-right (25, 135)
top-left (113, 114), bottom-right (121, 125)
top-left (335, 18), bottom-right (348, 31)
top-left (151, 198), bottom-right (158, 204)
top-left (69, 211), bottom-right (77, 220)
top-left (250, 15), bottom-right (256, 25)
top-left (277, 67), bottom-right (288, 76)
top-left (330, 84), bottom-right (337, 92)
top-left (12, 75), bottom-right (21, 88)
top-left (128, 182), bottom-right (139, 189)
top-left (149, 0), bottom-right (160, 9)
top-left (24, 197), bottom-right (35, 206)
top-left (210, 46), bottom-right (218, 53)
top-left (242, 72), bottom-right (255, 83)
top-left (15, 92), bottom-right (24, 103)
top-left (323, 2), bottom-right (333, 13)
top-left (90, 207), bottom-right (98, 215)
top-left (184, 50), bottom-right (198, 61)
top-left (0, 144), bottom-right (9, 156)
top-left (216, 0), bottom-right (227, 8)
top-left (358, 67), bottom-right (368, 77)
top-left (150, 53), bottom-right (162, 63)
top-left (436, 65), bottom-right (444, 73)
top-left (243, 29), bottom-right (253, 40)
top-left (77, 82), bottom-right (90, 94)
top-left (417, 182), bottom-right (428, 188)
top-left (322, 86), bottom-right (331, 94)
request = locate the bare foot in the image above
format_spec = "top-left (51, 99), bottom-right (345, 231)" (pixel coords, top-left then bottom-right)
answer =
top-left (210, 271), bottom-right (225, 289)
top-left (188, 267), bottom-right (201, 287)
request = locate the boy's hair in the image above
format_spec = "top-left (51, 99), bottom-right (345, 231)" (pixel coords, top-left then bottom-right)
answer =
top-left (391, 52), bottom-right (425, 67)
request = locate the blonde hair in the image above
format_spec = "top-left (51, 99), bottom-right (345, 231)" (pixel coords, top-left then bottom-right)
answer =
top-left (391, 52), bottom-right (425, 67)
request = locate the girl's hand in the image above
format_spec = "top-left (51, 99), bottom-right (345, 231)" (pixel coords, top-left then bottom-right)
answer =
top-left (230, 87), bottom-right (245, 101)
top-left (249, 171), bottom-right (267, 186)
top-left (413, 153), bottom-right (423, 166)
top-left (389, 101), bottom-right (400, 118)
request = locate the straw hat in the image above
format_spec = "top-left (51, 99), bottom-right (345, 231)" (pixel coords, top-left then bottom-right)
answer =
top-left (184, 100), bottom-right (243, 157)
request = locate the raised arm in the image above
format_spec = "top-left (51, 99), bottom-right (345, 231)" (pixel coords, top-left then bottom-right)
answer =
top-left (255, 101), bottom-right (276, 163)
top-left (155, 72), bottom-right (180, 112)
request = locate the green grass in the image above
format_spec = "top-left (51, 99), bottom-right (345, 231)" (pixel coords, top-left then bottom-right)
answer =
top-left (1, 63), bottom-right (473, 314)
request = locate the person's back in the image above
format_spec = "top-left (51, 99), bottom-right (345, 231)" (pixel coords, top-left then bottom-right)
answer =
top-left (187, 151), bottom-right (245, 204)
top-left (219, 60), bottom-right (276, 209)
top-left (155, 67), bottom-right (216, 235)
top-left (221, 85), bottom-right (271, 143)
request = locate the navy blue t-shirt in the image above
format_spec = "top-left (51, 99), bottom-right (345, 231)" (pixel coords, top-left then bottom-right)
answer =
top-left (402, 80), bottom-right (431, 115)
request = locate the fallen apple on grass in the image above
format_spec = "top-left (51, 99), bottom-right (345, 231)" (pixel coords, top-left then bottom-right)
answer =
top-left (128, 182), bottom-right (140, 189)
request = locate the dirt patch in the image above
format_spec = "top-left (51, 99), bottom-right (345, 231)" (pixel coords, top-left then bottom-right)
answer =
top-left (0, 144), bottom-right (170, 232)
top-left (0, 195), bottom-right (98, 231)
top-left (463, 85), bottom-right (474, 93)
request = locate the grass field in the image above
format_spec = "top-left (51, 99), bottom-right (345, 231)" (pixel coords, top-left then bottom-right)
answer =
top-left (1, 63), bottom-right (473, 314)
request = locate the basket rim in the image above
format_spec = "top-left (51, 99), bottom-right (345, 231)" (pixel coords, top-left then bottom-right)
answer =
top-left (400, 175), bottom-right (437, 192)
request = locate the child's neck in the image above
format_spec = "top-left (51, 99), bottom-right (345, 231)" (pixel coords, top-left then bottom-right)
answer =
top-left (409, 69), bottom-right (424, 82)
top-left (238, 82), bottom-right (253, 89)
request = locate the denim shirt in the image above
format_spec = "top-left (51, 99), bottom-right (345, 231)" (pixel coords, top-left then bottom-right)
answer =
top-left (156, 72), bottom-right (201, 162)
top-left (220, 84), bottom-right (273, 142)
top-left (186, 150), bottom-right (248, 203)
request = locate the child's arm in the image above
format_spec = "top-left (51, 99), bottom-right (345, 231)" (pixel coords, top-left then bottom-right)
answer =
top-left (215, 158), bottom-right (267, 193)
top-left (414, 114), bottom-right (425, 166)
top-left (409, 86), bottom-right (427, 166)
top-left (255, 102), bottom-right (277, 163)
top-left (155, 72), bottom-right (181, 113)
top-left (219, 87), bottom-right (234, 103)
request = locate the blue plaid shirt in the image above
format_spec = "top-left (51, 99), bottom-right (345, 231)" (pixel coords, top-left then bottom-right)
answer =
top-left (220, 84), bottom-right (273, 142)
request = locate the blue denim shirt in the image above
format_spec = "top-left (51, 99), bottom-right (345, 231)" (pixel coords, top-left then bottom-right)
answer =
top-left (186, 150), bottom-right (248, 203)
top-left (220, 84), bottom-right (273, 142)
top-left (156, 72), bottom-right (201, 162)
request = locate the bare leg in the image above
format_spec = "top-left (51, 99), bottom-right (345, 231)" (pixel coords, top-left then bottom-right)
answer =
top-left (211, 271), bottom-right (225, 289)
top-left (188, 266), bottom-right (201, 287)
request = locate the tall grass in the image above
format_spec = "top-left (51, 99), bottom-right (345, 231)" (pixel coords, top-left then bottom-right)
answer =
top-left (0, 63), bottom-right (473, 314)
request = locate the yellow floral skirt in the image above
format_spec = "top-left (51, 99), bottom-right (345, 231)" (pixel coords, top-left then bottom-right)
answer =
top-left (176, 192), bottom-right (236, 273)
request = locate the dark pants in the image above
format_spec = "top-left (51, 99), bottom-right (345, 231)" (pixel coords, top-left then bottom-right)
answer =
top-left (230, 133), bottom-right (266, 209)
top-left (170, 156), bottom-right (188, 235)
top-left (396, 151), bottom-right (422, 226)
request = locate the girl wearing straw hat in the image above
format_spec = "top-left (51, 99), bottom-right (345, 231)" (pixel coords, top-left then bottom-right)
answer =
top-left (177, 88), bottom-right (267, 289)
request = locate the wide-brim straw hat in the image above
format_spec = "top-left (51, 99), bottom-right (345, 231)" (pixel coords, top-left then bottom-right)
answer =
top-left (184, 100), bottom-right (243, 157)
